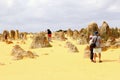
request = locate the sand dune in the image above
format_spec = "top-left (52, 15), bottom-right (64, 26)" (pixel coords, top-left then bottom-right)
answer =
top-left (0, 37), bottom-right (120, 80)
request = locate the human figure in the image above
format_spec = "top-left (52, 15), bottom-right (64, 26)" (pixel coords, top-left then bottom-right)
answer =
top-left (89, 35), bottom-right (95, 62)
top-left (92, 31), bottom-right (102, 63)
top-left (47, 29), bottom-right (52, 42)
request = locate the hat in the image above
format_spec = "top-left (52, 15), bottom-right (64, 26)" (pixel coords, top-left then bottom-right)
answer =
top-left (94, 31), bottom-right (98, 35)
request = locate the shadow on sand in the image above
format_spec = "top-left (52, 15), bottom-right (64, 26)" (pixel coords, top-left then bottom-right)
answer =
top-left (102, 59), bottom-right (118, 63)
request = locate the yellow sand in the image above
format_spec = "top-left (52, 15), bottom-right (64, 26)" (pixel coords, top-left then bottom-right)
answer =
top-left (0, 37), bottom-right (120, 80)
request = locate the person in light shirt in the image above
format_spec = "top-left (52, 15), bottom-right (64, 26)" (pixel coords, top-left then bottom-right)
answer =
top-left (92, 31), bottom-right (102, 63)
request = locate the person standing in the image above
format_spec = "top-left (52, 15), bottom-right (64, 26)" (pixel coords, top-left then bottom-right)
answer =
top-left (92, 31), bottom-right (102, 63)
top-left (47, 29), bottom-right (52, 42)
top-left (89, 35), bottom-right (95, 62)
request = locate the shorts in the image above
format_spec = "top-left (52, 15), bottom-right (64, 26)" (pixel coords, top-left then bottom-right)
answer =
top-left (48, 34), bottom-right (52, 37)
top-left (93, 48), bottom-right (101, 54)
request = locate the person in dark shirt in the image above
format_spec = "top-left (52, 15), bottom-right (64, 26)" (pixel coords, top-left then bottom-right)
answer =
top-left (89, 35), bottom-right (95, 63)
top-left (47, 29), bottom-right (52, 42)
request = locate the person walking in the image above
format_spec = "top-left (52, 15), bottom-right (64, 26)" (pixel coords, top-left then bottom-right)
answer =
top-left (47, 29), bottom-right (52, 42)
top-left (92, 31), bottom-right (102, 63)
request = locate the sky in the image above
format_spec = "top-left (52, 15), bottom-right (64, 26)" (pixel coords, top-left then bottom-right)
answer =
top-left (0, 0), bottom-right (120, 32)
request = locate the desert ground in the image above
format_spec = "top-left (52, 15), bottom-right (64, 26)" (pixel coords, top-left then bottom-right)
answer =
top-left (0, 35), bottom-right (120, 80)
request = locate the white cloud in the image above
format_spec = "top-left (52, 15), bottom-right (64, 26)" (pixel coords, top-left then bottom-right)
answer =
top-left (108, 5), bottom-right (119, 12)
top-left (107, 1), bottom-right (120, 12)
top-left (7, 0), bottom-right (14, 7)
top-left (0, 0), bottom-right (120, 32)
top-left (27, 0), bottom-right (49, 7)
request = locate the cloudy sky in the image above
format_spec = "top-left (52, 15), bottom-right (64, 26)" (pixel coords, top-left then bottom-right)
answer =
top-left (0, 0), bottom-right (120, 32)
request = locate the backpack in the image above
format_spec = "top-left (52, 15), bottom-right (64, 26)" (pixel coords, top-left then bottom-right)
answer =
top-left (90, 36), bottom-right (98, 48)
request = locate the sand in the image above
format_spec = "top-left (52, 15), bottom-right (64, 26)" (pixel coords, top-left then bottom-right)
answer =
top-left (0, 37), bottom-right (120, 80)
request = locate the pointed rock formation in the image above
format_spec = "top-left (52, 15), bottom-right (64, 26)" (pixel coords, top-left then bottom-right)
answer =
top-left (31, 32), bottom-right (52, 49)
top-left (87, 22), bottom-right (99, 35)
top-left (100, 21), bottom-right (110, 41)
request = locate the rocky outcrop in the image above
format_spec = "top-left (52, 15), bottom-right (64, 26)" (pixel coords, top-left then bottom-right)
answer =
top-left (10, 30), bottom-right (16, 40)
top-left (66, 28), bottom-right (73, 37)
top-left (54, 31), bottom-right (67, 41)
top-left (31, 32), bottom-right (52, 49)
top-left (66, 41), bottom-right (79, 52)
top-left (11, 45), bottom-right (38, 60)
top-left (20, 32), bottom-right (27, 40)
top-left (72, 30), bottom-right (80, 40)
top-left (2, 30), bottom-right (9, 41)
top-left (15, 30), bottom-right (20, 40)
top-left (100, 21), bottom-right (110, 41)
top-left (87, 22), bottom-right (99, 35)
